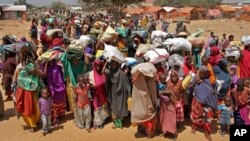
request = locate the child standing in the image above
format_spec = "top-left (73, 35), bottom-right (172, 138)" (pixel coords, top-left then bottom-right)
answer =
top-left (167, 71), bottom-right (184, 127)
top-left (38, 87), bottom-right (52, 135)
top-left (158, 73), bottom-right (177, 139)
top-left (74, 74), bottom-right (92, 132)
top-left (218, 95), bottom-right (234, 136)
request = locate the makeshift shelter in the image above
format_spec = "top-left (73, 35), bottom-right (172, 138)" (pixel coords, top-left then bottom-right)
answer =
top-left (207, 9), bottom-right (222, 19)
top-left (178, 7), bottom-right (194, 20)
top-left (217, 5), bottom-right (236, 18)
top-left (237, 5), bottom-right (250, 21)
top-left (1, 5), bottom-right (27, 20)
top-left (162, 7), bottom-right (178, 19)
top-left (145, 6), bottom-right (164, 20)
top-left (191, 7), bottom-right (206, 20)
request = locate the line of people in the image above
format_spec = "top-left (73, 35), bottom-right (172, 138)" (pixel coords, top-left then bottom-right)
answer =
top-left (0, 12), bottom-right (250, 141)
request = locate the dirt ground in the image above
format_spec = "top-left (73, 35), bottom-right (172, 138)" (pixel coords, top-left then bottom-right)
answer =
top-left (1, 19), bottom-right (248, 141)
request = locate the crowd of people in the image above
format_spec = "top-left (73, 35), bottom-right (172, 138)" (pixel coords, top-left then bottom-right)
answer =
top-left (0, 11), bottom-right (250, 141)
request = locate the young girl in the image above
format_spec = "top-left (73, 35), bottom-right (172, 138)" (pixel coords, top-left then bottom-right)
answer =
top-left (74, 74), bottom-right (92, 132)
top-left (158, 73), bottom-right (177, 139)
top-left (167, 71), bottom-right (184, 127)
top-left (38, 87), bottom-right (52, 135)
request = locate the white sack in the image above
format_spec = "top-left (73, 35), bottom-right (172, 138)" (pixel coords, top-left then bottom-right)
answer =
top-left (103, 44), bottom-right (125, 63)
top-left (143, 48), bottom-right (169, 64)
top-left (163, 38), bottom-right (192, 52)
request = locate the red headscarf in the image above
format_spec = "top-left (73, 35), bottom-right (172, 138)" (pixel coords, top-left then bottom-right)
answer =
top-left (209, 46), bottom-right (222, 66)
top-left (183, 56), bottom-right (196, 76)
top-left (51, 37), bottom-right (63, 48)
top-left (92, 59), bottom-right (107, 109)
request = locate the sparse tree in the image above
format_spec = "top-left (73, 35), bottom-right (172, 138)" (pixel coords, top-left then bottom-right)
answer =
top-left (14, 0), bottom-right (33, 9)
top-left (79, 0), bottom-right (144, 22)
top-left (51, 1), bottom-right (66, 12)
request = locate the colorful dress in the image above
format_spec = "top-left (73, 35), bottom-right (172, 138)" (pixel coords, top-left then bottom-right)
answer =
top-left (46, 61), bottom-right (66, 124)
top-left (191, 79), bottom-right (217, 134)
top-left (89, 60), bottom-right (108, 128)
top-left (60, 49), bottom-right (85, 112)
top-left (16, 63), bottom-right (43, 128)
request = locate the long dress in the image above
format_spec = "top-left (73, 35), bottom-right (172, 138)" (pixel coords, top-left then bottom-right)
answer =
top-left (240, 49), bottom-right (250, 78)
top-left (46, 62), bottom-right (66, 124)
top-left (15, 63), bottom-right (42, 128)
top-left (131, 63), bottom-right (157, 135)
top-left (60, 50), bottom-right (85, 112)
top-left (106, 68), bottom-right (131, 127)
top-left (191, 79), bottom-right (217, 133)
top-left (159, 97), bottom-right (176, 134)
top-left (89, 60), bottom-right (108, 127)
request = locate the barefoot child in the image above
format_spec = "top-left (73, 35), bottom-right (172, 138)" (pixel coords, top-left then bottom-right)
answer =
top-left (218, 95), bottom-right (234, 136)
top-left (38, 87), bottom-right (52, 135)
top-left (74, 74), bottom-right (92, 132)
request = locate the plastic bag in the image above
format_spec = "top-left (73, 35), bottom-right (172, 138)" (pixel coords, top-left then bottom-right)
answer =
top-left (95, 50), bottom-right (104, 58)
top-left (125, 57), bottom-right (137, 66)
top-left (182, 75), bottom-right (192, 90)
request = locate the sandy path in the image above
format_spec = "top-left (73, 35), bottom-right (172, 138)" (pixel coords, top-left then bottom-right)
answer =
top-left (0, 99), bottom-right (229, 141)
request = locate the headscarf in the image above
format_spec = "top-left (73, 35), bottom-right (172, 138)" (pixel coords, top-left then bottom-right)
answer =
top-left (60, 48), bottom-right (85, 86)
top-left (209, 46), bottom-right (222, 66)
top-left (213, 59), bottom-right (231, 98)
top-left (92, 59), bottom-right (107, 109)
top-left (20, 37), bottom-right (27, 43)
top-left (230, 64), bottom-right (238, 85)
top-left (234, 88), bottom-right (250, 106)
top-left (183, 56), bottom-right (196, 75)
top-left (51, 37), bottom-right (63, 48)
top-left (167, 71), bottom-right (182, 101)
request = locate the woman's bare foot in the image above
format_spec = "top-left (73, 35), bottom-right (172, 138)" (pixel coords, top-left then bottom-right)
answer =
top-left (87, 129), bottom-right (91, 133)
top-left (29, 127), bottom-right (35, 133)
top-left (205, 132), bottom-right (212, 141)
top-left (191, 128), bottom-right (196, 134)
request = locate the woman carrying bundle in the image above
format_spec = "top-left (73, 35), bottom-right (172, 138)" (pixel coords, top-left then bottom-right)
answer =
top-left (15, 43), bottom-right (48, 132)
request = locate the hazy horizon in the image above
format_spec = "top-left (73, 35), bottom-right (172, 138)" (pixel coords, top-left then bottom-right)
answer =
top-left (0, 0), bottom-right (79, 6)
